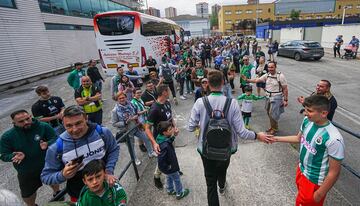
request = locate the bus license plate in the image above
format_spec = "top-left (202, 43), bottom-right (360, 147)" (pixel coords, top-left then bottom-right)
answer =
top-left (130, 63), bottom-right (139, 67)
top-left (107, 64), bottom-right (118, 69)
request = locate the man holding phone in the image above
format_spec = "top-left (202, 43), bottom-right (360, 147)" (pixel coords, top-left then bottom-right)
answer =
top-left (41, 105), bottom-right (119, 202)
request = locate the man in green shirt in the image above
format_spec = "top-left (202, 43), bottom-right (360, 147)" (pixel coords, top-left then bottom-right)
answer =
top-left (0, 110), bottom-right (59, 206)
top-left (239, 55), bottom-right (255, 93)
top-left (67, 62), bottom-right (86, 90)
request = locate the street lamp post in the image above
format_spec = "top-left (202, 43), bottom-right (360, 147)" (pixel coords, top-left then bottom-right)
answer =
top-left (342, 6), bottom-right (347, 25)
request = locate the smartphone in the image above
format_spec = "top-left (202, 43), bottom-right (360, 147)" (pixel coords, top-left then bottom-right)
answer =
top-left (71, 155), bottom-right (84, 165)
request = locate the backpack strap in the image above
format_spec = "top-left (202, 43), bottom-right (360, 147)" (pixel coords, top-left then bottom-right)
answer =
top-left (223, 98), bottom-right (232, 118)
top-left (56, 137), bottom-right (63, 160)
top-left (95, 124), bottom-right (105, 139)
top-left (202, 96), bottom-right (213, 117)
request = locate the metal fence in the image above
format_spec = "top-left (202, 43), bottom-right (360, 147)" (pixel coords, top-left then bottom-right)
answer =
top-left (50, 125), bottom-right (141, 202)
top-left (332, 121), bottom-right (360, 179)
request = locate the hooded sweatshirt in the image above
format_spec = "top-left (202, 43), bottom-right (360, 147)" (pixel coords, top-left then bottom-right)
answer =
top-left (77, 181), bottom-right (127, 206)
top-left (41, 123), bottom-right (119, 197)
top-left (0, 119), bottom-right (56, 174)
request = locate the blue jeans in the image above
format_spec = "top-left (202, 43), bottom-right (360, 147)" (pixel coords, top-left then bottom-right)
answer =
top-left (185, 79), bottom-right (192, 93)
top-left (94, 80), bottom-right (102, 91)
top-left (166, 171), bottom-right (183, 195)
top-left (129, 128), bottom-right (154, 158)
top-left (222, 83), bottom-right (232, 98)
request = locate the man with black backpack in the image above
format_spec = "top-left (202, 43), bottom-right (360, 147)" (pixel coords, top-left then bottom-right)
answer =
top-left (188, 70), bottom-right (271, 206)
top-left (41, 105), bottom-right (119, 203)
top-left (159, 56), bottom-right (178, 105)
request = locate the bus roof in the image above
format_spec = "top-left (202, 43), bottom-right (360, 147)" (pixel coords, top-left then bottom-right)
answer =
top-left (94, 11), bottom-right (178, 26)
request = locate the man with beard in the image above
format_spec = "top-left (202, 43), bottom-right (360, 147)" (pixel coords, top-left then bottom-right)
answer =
top-left (0, 110), bottom-right (59, 206)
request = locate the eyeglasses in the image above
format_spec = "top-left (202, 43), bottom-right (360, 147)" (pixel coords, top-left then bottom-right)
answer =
top-left (201, 81), bottom-right (208, 84)
top-left (268, 66), bottom-right (275, 68)
top-left (243, 59), bottom-right (249, 61)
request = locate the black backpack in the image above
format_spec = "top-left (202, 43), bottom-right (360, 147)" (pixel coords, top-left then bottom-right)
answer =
top-left (202, 96), bottom-right (232, 161)
top-left (162, 64), bottom-right (173, 82)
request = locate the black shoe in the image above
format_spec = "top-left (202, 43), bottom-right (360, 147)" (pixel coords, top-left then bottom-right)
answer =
top-left (219, 182), bottom-right (227, 195)
top-left (154, 177), bottom-right (163, 189)
top-left (53, 191), bottom-right (65, 201)
top-left (139, 144), bottom-right (147, 152)
top-left (179, 171), bottom-right (183, 176)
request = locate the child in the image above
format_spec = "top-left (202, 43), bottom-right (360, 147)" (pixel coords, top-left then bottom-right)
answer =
top-left (156, 121), bottom-right (190, 200)
top-left (237, 85), bottom-right (265, 129)
top-left (77, 159), bottom-right (127, 206)
top-left (272, 95), bottom-right (345, 206)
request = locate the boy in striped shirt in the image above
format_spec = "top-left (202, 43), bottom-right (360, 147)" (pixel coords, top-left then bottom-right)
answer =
top-left (272, 95), bottom-right (345, 206)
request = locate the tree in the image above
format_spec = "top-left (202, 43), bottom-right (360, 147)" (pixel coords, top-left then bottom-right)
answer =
top-left (210, 14), bottom-right (218, 28)
top-left (290, 9), bottom-right (301, 20)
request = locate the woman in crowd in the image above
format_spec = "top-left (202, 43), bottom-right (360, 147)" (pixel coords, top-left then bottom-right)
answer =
top-left (118, 75), bottom-right (134, 101)
top-left (194, 78), bottom-right (209, 102)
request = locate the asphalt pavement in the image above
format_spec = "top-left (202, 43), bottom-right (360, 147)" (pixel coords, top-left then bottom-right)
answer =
top-left (0, 50), bottom-right (359, 206)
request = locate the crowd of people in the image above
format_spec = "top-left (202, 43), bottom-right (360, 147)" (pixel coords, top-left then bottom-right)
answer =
top-left (0, 35), bottom-right (345, 206)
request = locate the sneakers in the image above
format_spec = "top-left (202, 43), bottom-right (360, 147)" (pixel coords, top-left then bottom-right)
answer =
top-left (173, 98), bottom-right (178, 105)
top-left (148, 151), bottom-right (158, 158)
top-left (139, 144), bottom-right (147, 152)
top-left (52, 191), bottom-right (65, 201)
top-left (176, 189), bottom-right (190, 200)
top-left (180, 95), bottom-right (187, 100)
top-left (219, 182), bottom-right (227, 195)
top-left (135, 159), bottom-right (141, 166)
top-left (154, 177), bottom-right (163, 189)
top-left (167, 190), bottom-right (176, 195)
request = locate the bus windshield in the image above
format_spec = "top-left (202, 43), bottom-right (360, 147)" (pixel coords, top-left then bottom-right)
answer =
top-left (96, 15), bottom-right (135, 36)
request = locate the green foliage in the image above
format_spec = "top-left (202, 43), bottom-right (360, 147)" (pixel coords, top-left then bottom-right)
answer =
top-left (210, 14), bottom-right (218, 28)
top-left (290, 9), bottom-right (301, 20)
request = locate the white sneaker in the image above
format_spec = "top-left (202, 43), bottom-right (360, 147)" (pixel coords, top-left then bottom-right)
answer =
top-left (135, 159), bottom-right (141, 166)
top-left (190, 91), bottom-right (193, 94)
top-left (149, 152), bottom-right (158, 158)
top-left (183, 94), bottom-right (187, 97)
top-left (180, 95), bottom-right (187, 100)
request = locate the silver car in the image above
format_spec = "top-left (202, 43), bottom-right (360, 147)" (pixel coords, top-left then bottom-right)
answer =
top-left (278, 40), bottom-right (324, 61)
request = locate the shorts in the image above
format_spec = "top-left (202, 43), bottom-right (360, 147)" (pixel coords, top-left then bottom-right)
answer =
top-left (295, 166), bottom-right (326, 206)
top-left (256, 82), bottom-right (266, 88)
top-left (17, 171), bottom-right (42, 198)
top-left (242, 111), bottom-right (251, 118)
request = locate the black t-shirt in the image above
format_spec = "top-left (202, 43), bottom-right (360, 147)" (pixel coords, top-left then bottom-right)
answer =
top-left (146, 59), bottom-right (157, 67)
top-left (87, 66), bottom-right (103, 82)
top-left (141, 90), bottom-right (158, 106)
top-left (31, 96), bottom-right (65, 127)
top-left (147, 101), bottom-right (172, 137)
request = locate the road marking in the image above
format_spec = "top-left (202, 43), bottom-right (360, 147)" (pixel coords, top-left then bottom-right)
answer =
top-left (287, 81), bottom-right (360, 125)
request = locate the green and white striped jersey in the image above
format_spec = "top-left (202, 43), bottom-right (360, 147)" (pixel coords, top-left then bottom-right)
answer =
top-left (299, 117), bottom-right (345, 185)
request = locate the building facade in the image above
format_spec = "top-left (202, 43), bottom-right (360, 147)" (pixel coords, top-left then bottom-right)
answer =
top-left (0, 0), bottom-right (131, 85)
top-left (211, 4), bottom-right (221, 15)
top-left (196, 2), bottom-right (209, 18)
top-left (165, 7), bottom-right (177, 18)
top-left (218, 0), bottom-right (360, 35)
top-left (170, 15), bottom-right (210, 38)
top-left (146, 6), bottom-right (160, 17)
top-left (219, 3), bottom-right (274, 35)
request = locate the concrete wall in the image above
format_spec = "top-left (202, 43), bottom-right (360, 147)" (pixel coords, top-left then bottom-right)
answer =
top-left (272, 30), bottom-right (281, 43)
top-left (176, 19), bottom-right (210, 37)
top-left (0, 1), bottom-right (98, 86)
top-left (321, 24), bottom-right (360, 48)
top-left (280, 27), bottom-right (303, 43)
top-left (304, 27), bottom-right (322, 43)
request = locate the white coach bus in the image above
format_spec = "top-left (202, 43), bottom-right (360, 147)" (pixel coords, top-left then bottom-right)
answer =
top-left (93, 11), bottom-right (183, 76)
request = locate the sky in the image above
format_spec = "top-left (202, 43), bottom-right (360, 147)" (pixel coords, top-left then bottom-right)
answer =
top-left (146, 0), bottom-right (274, 17)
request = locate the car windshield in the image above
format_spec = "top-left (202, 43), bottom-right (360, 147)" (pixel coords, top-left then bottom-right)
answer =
top-left (303, 42), bottom-right (321, 47)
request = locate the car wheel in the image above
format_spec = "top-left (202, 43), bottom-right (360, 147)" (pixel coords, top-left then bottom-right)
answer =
top-left (294, 53), bottom-right (302, 61)
top-left (314, 57), bottom-right (321, 60)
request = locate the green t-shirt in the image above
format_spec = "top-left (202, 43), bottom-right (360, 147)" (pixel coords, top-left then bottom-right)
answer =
top-left (77, 181), bottom-right (127, 206)
top-left (240, 64), bottom-right (254, 86)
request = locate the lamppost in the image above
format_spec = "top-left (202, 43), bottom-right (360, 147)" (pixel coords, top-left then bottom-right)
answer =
top-left (342, 6), bottom-right (348, 25)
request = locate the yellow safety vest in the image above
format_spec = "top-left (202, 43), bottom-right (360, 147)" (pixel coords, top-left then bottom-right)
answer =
top-left (81, 87), bottom-right (102, 113)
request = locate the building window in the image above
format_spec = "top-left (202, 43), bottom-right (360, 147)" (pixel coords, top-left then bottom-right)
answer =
top-left (306, 16), bottom-right (312, 19)
top-left (316, 15), bottom-right (322, 19)
top-left (357, 5), bottom-right (360, 9)
top-left (225, 20), bottom-right (232, 24)
top-left (325, 15), bottom-right (332, 19)
top-left (235, 10), bottom-right (242, 14)
top-left (235, 20), bottom-right (240, 24)
top-left (346, 5), bottom-right (352, 9)
top-left (339, 5), bottom-right (341, 9)
top-left (44, 23), bottom-right (94, 30)
top-left (276, 17), bottom-right (282, 20)
top-left (0, 0), bottom-right (16, 8)
top-left (225, 10), bottom-right (231, 15)
top-left (256, 9), bottom-right (262, 13)
top-left (268, 8), bottom-right (271, 13)
top-left (226, 29), bottom-right (232, 33)
top-left (246, 10), bottom-right (253, 14)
